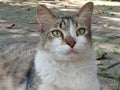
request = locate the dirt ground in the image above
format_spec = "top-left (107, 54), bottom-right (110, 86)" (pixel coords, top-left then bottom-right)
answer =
top-left (0, 0), bottom-right (120, 90)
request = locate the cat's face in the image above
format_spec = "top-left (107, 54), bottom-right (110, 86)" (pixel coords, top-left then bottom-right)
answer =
top-left (37, 2), bottom-right (94, 61)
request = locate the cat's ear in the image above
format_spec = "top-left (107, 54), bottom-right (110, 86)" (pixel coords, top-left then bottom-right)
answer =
top-left (75, 2), bottom-right (93, 28)
top-left (37, 4), bottom-right (56, 30)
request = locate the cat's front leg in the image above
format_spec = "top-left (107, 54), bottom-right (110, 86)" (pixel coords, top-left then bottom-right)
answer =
top-left (38, 84), bottom-right (57, 90)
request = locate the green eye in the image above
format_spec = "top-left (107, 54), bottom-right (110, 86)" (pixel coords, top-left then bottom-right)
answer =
top-left (76, 28), bottom-right (86, 36)
top-left (51, 30), bottom-right (63, 37)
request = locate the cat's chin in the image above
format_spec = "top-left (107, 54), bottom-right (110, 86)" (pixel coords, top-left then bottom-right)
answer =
top-left (53, 54), bottom-right (80, 61)
top-left (51, 48), bottom-right (94, 61)
top-left (52, 50), bottom-right (81, 61)
top-left (65, 49), bottom-right (79, 55)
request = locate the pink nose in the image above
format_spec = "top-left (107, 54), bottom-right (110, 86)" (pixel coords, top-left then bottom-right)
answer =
top-left (65, 36), bottom-right (76, 48)
top-left (66, 40), bottom-right (76, 48)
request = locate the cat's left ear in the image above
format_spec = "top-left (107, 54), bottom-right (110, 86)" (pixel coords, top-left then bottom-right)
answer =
top-left (75, 2), bottom-right (93, 28)
top-left (37, 4), bottom-right (56, 30)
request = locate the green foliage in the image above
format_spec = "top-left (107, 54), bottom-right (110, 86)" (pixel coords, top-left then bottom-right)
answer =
top-left (98, 61), bottom-right (120, 89)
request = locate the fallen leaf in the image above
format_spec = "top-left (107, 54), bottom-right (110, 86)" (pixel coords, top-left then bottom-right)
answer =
top-left (64, 5), bottom-right (68, 8)
top-left (110, 13), bottom-right (116, 16)
top-left (96, 60), bottom-right (103, 65)
top-left (29, 20), bottom-right (38, 24)
top-left (5, 24), bottom-right (15, 29)
top-left (103, 23), bottom-right (109, 28)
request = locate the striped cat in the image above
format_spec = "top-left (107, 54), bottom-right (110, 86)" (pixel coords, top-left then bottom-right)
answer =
top-left (0, 2), bottom-right (100, 90)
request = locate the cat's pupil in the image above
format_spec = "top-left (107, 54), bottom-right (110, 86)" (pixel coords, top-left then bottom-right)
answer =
top-left (76, 28), bottom-right (86, 36)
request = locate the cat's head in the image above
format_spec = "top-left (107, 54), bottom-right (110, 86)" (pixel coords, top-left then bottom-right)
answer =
top-left (37, 2), bottom-right (94, 61)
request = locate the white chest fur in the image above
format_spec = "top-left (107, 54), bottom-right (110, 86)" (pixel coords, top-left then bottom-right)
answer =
top-left (34, 50), bottom-right (100, 90)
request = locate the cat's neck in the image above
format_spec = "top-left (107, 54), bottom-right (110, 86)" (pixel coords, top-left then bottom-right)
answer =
top-left (35, 48), bottom-right (97, 76)
top-left (35, 48), bottom-right (96, 67)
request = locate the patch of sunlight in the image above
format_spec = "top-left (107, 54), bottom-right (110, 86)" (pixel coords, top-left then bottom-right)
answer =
top-left (28, 33), bottom-right (39, 37)
top-left (80, 1), bottom-right (120, 6)
top-left (98, 43), bottom-right (118, 53)
top-left (93, 36), bottom-right (103, 40)
top-left (0, 19), bottom-right (6, 23)
top-left (101, 16), bottom-right (120, 22)
top-left (38, 2), bottom-right (52, 7)
top-left (8, 29), bottom-right (26, 33)
top-left (108, 26), bottom-right (120, 31)
top-left (11, 35), bottom-right (24, 38)
top-left (109, 12), bottom-right (120, 17)
top-left (8, 2), bottom-right (37, 7)
top-left (59, 8), bottom-right (77, 12)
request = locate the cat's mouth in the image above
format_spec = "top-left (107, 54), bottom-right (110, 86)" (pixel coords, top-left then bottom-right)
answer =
top-left (66, 49), bottom-right (79, 55)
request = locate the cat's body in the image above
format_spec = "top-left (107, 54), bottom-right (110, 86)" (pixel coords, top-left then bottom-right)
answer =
top-left (0, 2), bottom-right (100, 90)
top-left (35, 49), bottom-right (99, 90)
top-left (0, 40), bottom-right (37, 90)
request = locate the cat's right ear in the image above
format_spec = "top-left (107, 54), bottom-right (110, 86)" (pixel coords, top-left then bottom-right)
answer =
top-left (37, 5), bottom-right (56, 30)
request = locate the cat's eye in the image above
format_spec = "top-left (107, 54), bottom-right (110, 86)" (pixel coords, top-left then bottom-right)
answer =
top-left (51, 30), bottom-right (63, 38)
top-left (76, 28), bottom-right (86, 36)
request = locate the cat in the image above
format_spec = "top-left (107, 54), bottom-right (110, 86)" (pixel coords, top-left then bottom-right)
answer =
top-left (0, 2), bottom-right (100, 90)
top-left (33, 2), bottom-right (100, 90)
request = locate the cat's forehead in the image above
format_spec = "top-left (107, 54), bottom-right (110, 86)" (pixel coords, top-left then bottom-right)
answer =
top-left (56, 16), bottom-right (77, 30)
top-left (59, 16), bottom-right (73, 23)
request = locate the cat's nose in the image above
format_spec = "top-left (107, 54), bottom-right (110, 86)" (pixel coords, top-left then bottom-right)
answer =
top-left (67, 40), bottom-right (76, 48)
top-left (65, 36), bottom-right (76, 48)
